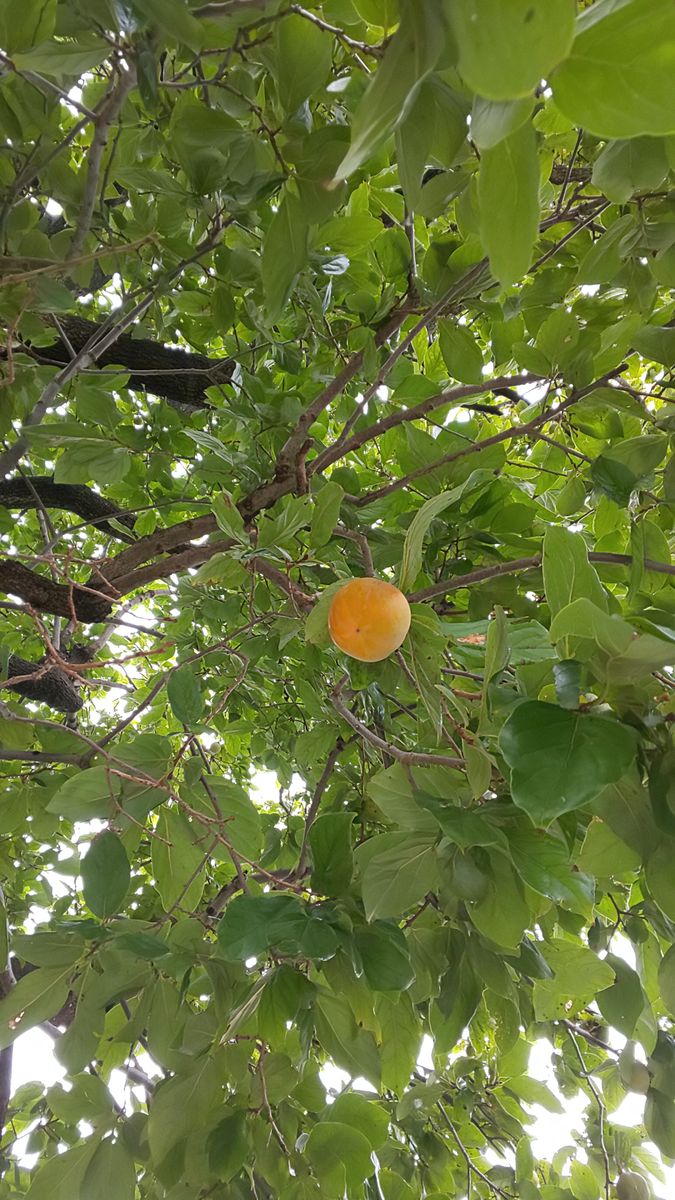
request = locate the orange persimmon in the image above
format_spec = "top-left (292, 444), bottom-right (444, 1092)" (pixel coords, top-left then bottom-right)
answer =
top-left (328, 577), bottom-right (411, 662)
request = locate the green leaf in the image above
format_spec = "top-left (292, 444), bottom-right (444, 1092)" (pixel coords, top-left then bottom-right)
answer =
top-left (542, 526), bottom-right (608, 618)
top-left (81, 1138), bottom-right (136, 1200)
top-left (533, 940), bottom-right (614, 1021)
top-left (329, 1092), bottom-right (389, 1150)
top-left (148, 1059), bottom-right (219, 1172)
top-left (591, 434), bottom-right (668, 505)
top-left (478, 120), bottom-right (540, 285)
top-left (54, 441), bottom-right (131, 485)
top-left (310, 480), bottom-right (344, 548)
top-left (468, 851), bottom-right (530, 950)
top-left (376, 992), bottom-right (420, 1094)
top-left (128, 0), bottom-right (204, 53)
top-left (507, 820), bottom-right (593, 911)
top-left (25, 1138), bottom-right (100, 1200)
top-left (262, 194), bottom-right (309, 321)
top-left (305, 1121), bottom-right (373, 1197)
top-left (309, 813), bottom-right (354, 896)
top-left (355, 832), bottom-right (439, 920)
top-left (450, 0), bottom-right (575, 100)
top-left (151, 808), bottom-right (206, 914)
top-left (438, 319), bottom-right (484, 384)
top-left (0, 965), bottom-right (73, 1049)
top-left (578, 819), bottom-right (641, 878)
top-left (206, 1111), bottom-right (249, 1180)
top-left (645, 1089), bottom-right (675, 1158)
top-left (46, 767), bottom-right (120, 822)
top-left (646, 842), bottom-right (675, 922)
top-left (335, 1), bottom-right (445, 180)
top-left (314, 990), bottom-right (380, 1085)
top-left (592, 137), bottom-right (669, 203)
top-left (367, 763), bottom-right (439, 832)
top-left (499, 701), bottom-right (638, 824)
top-left (167, 663), bottom-right (203, 726)
top-left (305, 581), bottom-right (350, 647)
top-left (632, 324), bottom-right (675, 369)
top-left (0, 0), bottom-right (56, 53)
top-left (551, 0), bottom-right (675, 138)
top-left (274, 13), bottom-right (334, 113)
top-left (81, 831), bottom-right (130, 919)
top-left (597, 954), bottom-right (646, 1039)
top-left (13, 38), bottom-right (108, 78)
top-left (471, 96), bottom-right (534, 151)
top-left (659, 945), bottom-right (675, 1017)
top-left (354, 921), bottom-right (414, 991)
top-left (399, 471), bottom-right (491, 592)
top-left (204, 778), bottom-right (262, 860)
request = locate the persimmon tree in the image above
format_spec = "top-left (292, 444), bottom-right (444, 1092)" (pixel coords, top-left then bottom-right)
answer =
top-left (0, 1), bottom-right (674, 1197)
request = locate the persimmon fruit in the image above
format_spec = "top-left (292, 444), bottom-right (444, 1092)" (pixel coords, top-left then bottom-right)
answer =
top-left (328, 577), bottom-right (411, 662)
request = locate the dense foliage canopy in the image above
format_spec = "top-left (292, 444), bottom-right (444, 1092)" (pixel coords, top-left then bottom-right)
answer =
top-left (0, 1), bottom-right (675, 1197)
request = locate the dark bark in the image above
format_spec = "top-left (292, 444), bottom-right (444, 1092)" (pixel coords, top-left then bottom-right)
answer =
top-left (0, 559), bottom-right (113, 622)
top-left (0, 477), bottom-right (135, 541)
top-left (6, 654), bottom-right (83, 713)
top-left (17, 314), bottom-right (235, 411)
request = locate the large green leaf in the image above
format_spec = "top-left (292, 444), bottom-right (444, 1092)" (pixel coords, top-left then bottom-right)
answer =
top-left (274, 13), bottom-right (334, 113)
top-left (450, 0), bottom-right (575, 100)
top-left (354, 833), bottom-right (439, 921)
top-left (551, 0), bottom-right (675, 138)
top-left (81, 831), bottom-right (130, 919)
top-left (499, 701), bottom-right (638, 824)
top-left (335, 0), bottom-right (445, 180)
top-left (478, 120), bottom-right (540, 285)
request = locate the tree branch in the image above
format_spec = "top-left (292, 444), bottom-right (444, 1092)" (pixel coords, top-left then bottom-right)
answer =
top-left (332, 678), bottom-right (463, 769)
top-left (0, 477), bottom-right (135, 541)
top-left (408, 551), bottom-right (675, 604)
top-left (69, 65), bottom-right (137, 261)
top-left (296, 739), bottom-right (346, 876)
top-left (21, 315), bottom-right (234, 412)
top-left (311, 374), bottom-right (534, 479)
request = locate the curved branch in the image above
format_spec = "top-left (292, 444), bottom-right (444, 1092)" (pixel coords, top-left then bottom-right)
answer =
top-left (5, 654), bottom-right (83, 713)
top-left (0, 559), bottom-right (113, 621)
top-left (332, 679), bottom-right (463, 769)
top-left (0, 477), bottom-right (135, 542)
top-left (20, 315), bottom-right (234, 412)
top-left (408, 551), bottom-right (675, 604)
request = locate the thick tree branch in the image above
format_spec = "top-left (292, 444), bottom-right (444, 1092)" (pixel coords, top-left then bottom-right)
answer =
top-left (5, 654), bottom-right (83, 713)
top-left (21, 315), bottom-right (234, 412)
top-left (0, 559), bottom-right (113, 621)
top-left (0, 477), bottom-right (135, 541)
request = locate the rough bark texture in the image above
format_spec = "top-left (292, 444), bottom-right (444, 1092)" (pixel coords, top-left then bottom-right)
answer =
top-left (21, 315), bottom-right (235, 411)
top-left (6, 654), bottom-right (83, 713)
top-left (0, 477), bottom-right (135, 541)
top-left (0, 559), bottom-right (113, 621)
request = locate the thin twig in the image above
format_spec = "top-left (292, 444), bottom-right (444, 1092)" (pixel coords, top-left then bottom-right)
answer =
top-left (69, 64), bottom-right (137, 261)
top-left (332, 677), bottom-right (463, 769)
top-left (566, 1026), bottom-right (611, 1200)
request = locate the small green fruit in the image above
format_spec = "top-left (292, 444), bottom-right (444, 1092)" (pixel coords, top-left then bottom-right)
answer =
top-left (616, 1171), bottom-right (651, 1200)
top-left (623, 1062), bottom-right (651, 1095)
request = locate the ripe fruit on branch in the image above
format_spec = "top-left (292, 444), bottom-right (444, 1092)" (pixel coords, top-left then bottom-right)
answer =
top-left (328, 577), bottom-right (411, 662)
